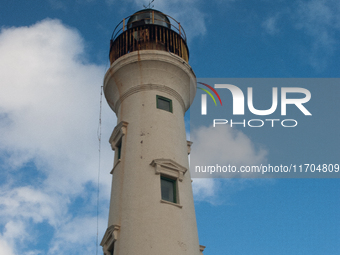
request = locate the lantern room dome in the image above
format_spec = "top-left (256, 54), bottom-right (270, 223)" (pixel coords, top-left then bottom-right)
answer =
top-left (127, 9), bottom-right (170, 29)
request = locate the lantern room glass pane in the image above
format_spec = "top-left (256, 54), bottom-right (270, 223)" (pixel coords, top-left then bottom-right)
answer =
top-left (127, 9), bottom-right (170, 29)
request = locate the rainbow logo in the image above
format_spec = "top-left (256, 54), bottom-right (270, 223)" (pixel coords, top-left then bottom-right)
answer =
top-left (197, 82), bottom-right (222, 115)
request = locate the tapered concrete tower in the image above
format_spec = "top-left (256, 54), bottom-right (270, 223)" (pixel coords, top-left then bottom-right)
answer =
top-left (101, 9), bottom-right (204, 255)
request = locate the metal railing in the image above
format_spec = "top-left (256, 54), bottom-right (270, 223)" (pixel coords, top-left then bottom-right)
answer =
top-left (109, 10), bottom-right (189, 64)
top-left (111, 10), bottom-right (187, 42)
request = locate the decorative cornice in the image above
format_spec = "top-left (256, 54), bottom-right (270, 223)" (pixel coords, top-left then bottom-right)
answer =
top-left (199, 245), bottom-right (206, 253)
top-left (104, 50), bottom-right (196, 86)
top-left (100, 224), bottom-right (120, 247)
top-left (109, 121), bottom-right (128, 149)
top-left (113, 84), bottom-right (186, 113)
top-left (150, 158), bottom-right (187, 181)
top-left (110, 159), bottom-right (121, 174)
top-left (187, 140), bottom-right (193, 155)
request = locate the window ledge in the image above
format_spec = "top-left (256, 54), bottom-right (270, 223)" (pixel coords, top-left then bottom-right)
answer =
top-left (160, 199), bottom-right (183, 208)
top-left (110, 159), bottom-right (121, 174)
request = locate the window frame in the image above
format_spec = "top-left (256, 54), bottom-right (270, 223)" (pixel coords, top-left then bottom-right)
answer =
top-left (116, 139), bottom-right (122, 160)
top-left (156, 95), bottom-right (173, 113)
top-left (108, 243), bottom-right (114, 255)
top-left (150, 159), bottom-right (187, 208)
top-left (100, 224), bottom-right (120, 255)
top-left (109, 121), bottom-right (128, 174)
top-left (160, 175), bottom-right (177, 204)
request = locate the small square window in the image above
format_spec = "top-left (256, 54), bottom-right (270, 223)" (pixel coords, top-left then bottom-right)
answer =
top-left (157, 95), bottom-right (172, 113)
top-left (161, 176), bottom-right (177, 203)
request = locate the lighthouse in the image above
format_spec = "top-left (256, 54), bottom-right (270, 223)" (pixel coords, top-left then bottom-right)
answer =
top-left (100, 9), bottom-right (204, 255)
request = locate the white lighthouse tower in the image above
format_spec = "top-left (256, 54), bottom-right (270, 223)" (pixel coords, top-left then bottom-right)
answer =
top-left (100, 9), bottom-right (204, 255)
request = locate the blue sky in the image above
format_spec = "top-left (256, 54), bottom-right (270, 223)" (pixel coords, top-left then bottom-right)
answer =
top-left (0, 0), bottom-right (339, 255)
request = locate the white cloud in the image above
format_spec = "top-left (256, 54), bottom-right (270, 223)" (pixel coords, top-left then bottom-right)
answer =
top-left (0, 19), bottom-right (115, 254)
top-left (191, 125), bottom-right (267, 171)
top-left (262, 15), bottom-right (280, 35)
top-left (190, 125), bottom-right (268, 202)
top-left (48, 216), bottom-right (107, 254)
top-left (192, 178), bottom-right (219, 202)
top-left (0, 238), bottom-right (15, 255)
top-left (0, 187), bottom-right (66, 227)
top-left (294, 0), bottom-right (340, 70)
top-left (0, 220), bottom-right (28, 255)
top-left (48, 0), bottom-right (67, 10)
top-left (262, 0), bottom-right (340, 70)
top-left (0, 19), bottom-right (114, 193)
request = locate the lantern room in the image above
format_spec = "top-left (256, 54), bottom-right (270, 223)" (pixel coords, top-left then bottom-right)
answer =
top-left (109, 9), bottom-right (189, 64)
